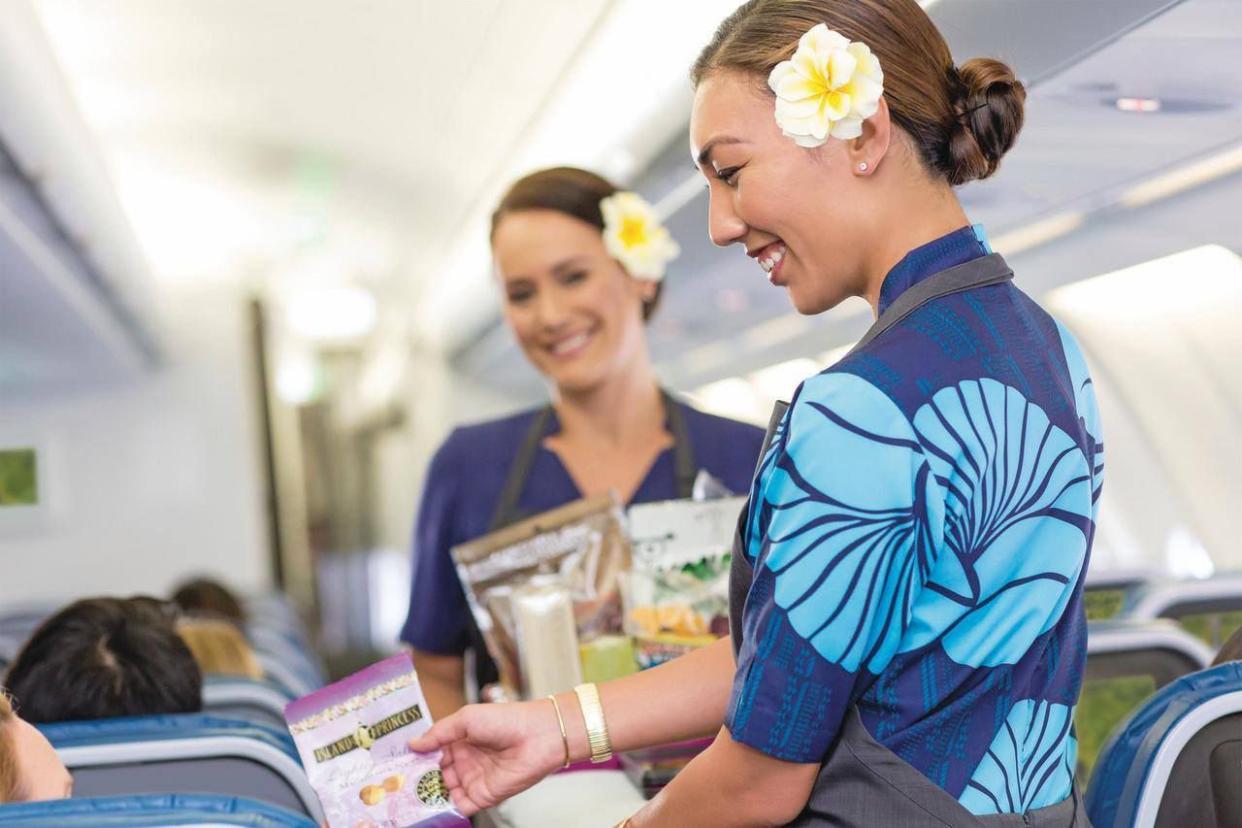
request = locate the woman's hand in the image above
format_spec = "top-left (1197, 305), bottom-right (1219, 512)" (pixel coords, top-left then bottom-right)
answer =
top-left (408, 699), bottom-right (566, 816)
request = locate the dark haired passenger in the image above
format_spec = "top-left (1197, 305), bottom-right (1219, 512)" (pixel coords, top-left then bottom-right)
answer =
top-left (401, 166), bottom-right (765, 717)
top-left (3, 597), bottom-right (202, 724)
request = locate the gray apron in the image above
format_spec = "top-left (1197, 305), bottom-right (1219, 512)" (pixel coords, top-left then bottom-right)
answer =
top-left (728, 254), bottom-right (1091, 827)
top-left (466, 390), bottom-right (697, 693)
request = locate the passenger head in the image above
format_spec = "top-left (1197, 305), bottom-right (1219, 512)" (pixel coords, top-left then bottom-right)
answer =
top-left (171, 577), bottom-right (247, 626)
top-left (3, 597), bottom-right (203, 724)
top-left (690, 0), bottom-right (1025, 314)
top-left (176, 616), bottom-right (264, 680)
top-left (490, 167), bottom-right (664, 395)
top-left (0, 690), bottom-right (73, 803)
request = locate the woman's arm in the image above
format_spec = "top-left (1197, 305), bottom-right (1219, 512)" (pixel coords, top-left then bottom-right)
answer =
top-left (409, 636), bottom-right (737, 815)
top-left (627, 728), bottom-right (819, 828)
top-left (409, 648), bottom-right (467, 720)
top-left (586, 635), bottom-right (736, 752)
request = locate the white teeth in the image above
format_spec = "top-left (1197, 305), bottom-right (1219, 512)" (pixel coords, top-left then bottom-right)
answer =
top-left (552, 332), bottom-right (590, 355)
top-left (758, 244), bottom-right (786, 274)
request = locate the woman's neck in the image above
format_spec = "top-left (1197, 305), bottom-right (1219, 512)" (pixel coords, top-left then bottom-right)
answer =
top-left (551, 361), bottom-right (666, 449)
top-left (860, 186), bottom-right (972, 315)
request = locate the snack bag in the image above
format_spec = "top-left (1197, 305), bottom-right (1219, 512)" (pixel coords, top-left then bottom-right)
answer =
top-left (452, 494), bottom-right (630, 698)
top-left (623, 497), bottom-right (745, 648)
top-left (284, 653), bottom-right (468, 828)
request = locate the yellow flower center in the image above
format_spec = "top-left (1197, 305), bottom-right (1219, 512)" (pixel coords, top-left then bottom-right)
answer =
top-left (618, 216), bottom-right (649, 249)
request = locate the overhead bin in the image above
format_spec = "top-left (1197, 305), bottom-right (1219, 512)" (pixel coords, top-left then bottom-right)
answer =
top-left (0, 3), bottom-right (158, 393)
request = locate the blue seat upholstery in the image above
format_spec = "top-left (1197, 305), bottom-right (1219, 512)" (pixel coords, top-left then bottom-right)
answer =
top-left (202, 676), bottom-right (295, 730)
top-left (41, 714), bottom-right (322, 823)
top-left (1077, 619), bottom-right (1217, 783)
top-left (0, 793), bottom-right (316, 826)
top-left (1086, 661), bottom-right (1242, 828)
top-left (247, 626), bottom-right (325, 696)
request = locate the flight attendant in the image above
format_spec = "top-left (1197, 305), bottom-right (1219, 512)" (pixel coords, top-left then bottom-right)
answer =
top-left (410, 2), bottom-right (1103, 826)
top-left (401, 166), bottom-right (766, 718)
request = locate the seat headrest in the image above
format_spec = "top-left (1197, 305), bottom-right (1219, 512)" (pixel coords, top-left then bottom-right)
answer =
top-left (0, 793), bottom-right (315, 826)
top-left (39, 714), bottom-right (298, 763)
top-left (1086, 661), bottom-right (1242, 828)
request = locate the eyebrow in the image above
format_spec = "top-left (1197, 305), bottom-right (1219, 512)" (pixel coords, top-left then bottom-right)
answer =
top-left (696, 136), bottom-right (748, 168)
top-left (550, 255), bottom-right (590, 275)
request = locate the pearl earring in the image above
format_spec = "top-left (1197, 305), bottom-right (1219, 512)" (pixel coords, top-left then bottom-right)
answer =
top-left (858, 162), bottom-right (869, 172)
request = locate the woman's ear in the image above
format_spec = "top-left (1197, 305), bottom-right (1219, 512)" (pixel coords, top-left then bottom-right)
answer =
top-left (848, 96), bottom-right (893, 176)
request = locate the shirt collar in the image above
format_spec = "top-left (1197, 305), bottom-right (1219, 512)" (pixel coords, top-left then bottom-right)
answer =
top-left (877, 224), bottom-right (992, 317)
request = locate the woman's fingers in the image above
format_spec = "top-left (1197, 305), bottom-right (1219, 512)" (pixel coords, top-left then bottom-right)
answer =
top-left (408, 712), bottom-right (469, 753)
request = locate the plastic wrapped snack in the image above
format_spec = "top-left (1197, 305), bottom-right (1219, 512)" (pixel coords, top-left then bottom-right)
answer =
top-left (284, 653), bottom-right (468, 828)
top-left (452, 493), bottom-right (631, 698)
top-left (623, 497), bottom-right (745, 652)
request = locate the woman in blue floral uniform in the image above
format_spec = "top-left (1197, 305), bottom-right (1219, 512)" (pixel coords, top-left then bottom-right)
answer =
top-left (410, 1), bottom-right (1103, 825)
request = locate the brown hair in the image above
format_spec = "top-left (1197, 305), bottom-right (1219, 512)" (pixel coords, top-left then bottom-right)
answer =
top-left (172, 577), bottom-right (247, 626)
top-left (176, 617), bottom-right (264, 680)
top-left (0, 690), bottom-right (21, 802)
top-left (692, 0), bottom-right (1026, 186)
top-left (491, 167), bottom-right (663, 320)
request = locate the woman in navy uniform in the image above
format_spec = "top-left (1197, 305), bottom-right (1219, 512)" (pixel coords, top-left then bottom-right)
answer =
top-left (401, 167), bottom-right (765, 718)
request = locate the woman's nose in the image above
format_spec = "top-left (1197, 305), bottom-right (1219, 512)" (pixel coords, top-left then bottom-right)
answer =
top-left (708, 192), bottom-right (747, 248)
top-left (535, 288), bottom-right (570, 330)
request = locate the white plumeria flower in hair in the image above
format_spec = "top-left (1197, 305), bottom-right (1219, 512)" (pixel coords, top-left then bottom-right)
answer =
top-left (768, 24), bottom-right (885, 148)
top-left (600, 191), bottom-right (680, 282)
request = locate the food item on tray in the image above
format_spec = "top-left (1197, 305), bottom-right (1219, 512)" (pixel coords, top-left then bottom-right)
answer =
top-left (452, 494), bottom-right (630, 698)
top-left (623, 497), bottom-right (744, 655)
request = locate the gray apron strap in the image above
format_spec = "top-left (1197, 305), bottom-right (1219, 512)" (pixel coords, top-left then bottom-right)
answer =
top-left (663, 389), bottom-right (697, 500)
top-left (845, 252), bottom-right (1014, 358)
top-left (488, 407), bottom-right (553, 532)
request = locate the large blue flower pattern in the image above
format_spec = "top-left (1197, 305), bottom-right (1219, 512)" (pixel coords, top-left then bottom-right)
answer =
top-left (903, 379), bottom-right (1093, 667)
top-left (959, 700), bottom-right (1078, 815)
top-left (755, 372), bottom-right (942, 674)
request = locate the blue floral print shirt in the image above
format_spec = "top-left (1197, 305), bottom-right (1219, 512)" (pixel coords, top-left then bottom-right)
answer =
top-left (725, 226), bottom-right (1105, 815)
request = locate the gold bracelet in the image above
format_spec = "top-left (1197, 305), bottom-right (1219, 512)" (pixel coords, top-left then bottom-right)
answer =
top-left (572, 682), bottom-right (613, 763)
top-left (546, 695), bottom-right (570, 768)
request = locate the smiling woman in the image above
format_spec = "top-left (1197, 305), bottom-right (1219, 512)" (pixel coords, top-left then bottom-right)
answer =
top-left (400, 167), bottom-right (765, 719)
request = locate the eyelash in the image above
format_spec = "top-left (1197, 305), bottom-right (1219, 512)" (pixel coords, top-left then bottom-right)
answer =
top-left (716, 166), bottom-right (741, 186)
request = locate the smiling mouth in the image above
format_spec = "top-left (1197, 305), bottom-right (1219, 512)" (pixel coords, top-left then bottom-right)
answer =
top-left (546, 328), bottom-right (595, 359)
top-left (755, 242), bottom-right (787, 284)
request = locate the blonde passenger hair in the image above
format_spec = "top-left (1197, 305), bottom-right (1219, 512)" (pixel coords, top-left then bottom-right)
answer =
top-left (0, 690), bottom-right (22, 802)
top-left (175, 617), bottom-right (264, 680)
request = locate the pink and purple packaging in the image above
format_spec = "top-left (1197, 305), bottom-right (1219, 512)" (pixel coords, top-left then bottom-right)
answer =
top-left (284, 653), bottom-right (469, 828)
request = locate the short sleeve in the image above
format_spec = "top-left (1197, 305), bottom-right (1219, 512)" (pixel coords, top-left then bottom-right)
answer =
top-left (725, 371), bottom-right (940, 762)
top-left (399, 434), bottom-right (473, 655)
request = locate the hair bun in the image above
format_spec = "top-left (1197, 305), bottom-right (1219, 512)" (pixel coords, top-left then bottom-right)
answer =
top-left (945, 58), bottom-right (1026, 186)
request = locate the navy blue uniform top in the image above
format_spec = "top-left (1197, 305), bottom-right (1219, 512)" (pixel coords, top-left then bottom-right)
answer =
top-left (401, 400), bottom-right (765, 672)
top-left (726, 227), bottom-right (1104, 815)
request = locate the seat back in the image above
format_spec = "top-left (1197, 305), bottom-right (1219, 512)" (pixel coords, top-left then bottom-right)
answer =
top-left (41, 714), bottom-right (322, 823)
top-left (1084, 569), bottom-right (1152, 620)
top-left (1086, 661), bottom-right (1242, 828)
top-left (1126, 573), bottom-right (1242, 648)
top-left (0, 793), bottom-right (315, 827)
top-left (1077, 619), bottom-right (1214, 782)
top-left (202, 676), bottom-right (295, 730)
